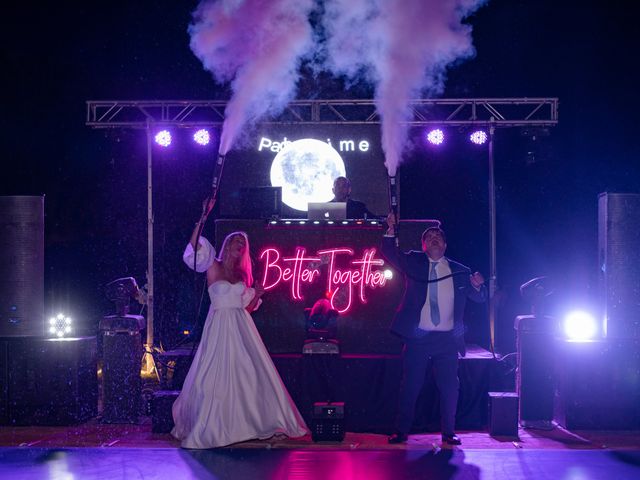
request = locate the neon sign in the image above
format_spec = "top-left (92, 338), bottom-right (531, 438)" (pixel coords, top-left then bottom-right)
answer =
top-left (258, 136), bottom-right (370, 153)
top-left (259, 247), bottom-right (388, 314)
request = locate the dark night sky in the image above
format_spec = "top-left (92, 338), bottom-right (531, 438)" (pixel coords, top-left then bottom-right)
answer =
top-left (2, 1), bottom-right (639, 350)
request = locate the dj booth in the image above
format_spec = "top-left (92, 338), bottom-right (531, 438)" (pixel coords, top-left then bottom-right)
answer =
top-left (207, 219), bottom-right (495, 432)
top-left (270, 348), bottom-right (494, 433)
top-left (213, 219), bottom-right (424, 354)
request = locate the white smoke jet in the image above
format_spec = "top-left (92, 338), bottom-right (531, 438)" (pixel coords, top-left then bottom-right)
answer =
top-left (189, 0), bottom-right (314, 154)
top-left (322, 0), bottom-right (487, 176)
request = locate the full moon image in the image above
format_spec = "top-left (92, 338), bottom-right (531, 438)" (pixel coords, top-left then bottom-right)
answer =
top-left (270, 138), bottom-right (346, 211)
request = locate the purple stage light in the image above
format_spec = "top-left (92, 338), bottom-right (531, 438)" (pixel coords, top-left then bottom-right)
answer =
top-left (193, 129), bottom-right (211, 146)
top-left (469, 130), bottom-right (488, 145)
top-left (154, 130), bottom-right (172, 147)
top-left (563, 310), bottom-right (598, 341)
top-left (426, 129), bottom-right (444, 145)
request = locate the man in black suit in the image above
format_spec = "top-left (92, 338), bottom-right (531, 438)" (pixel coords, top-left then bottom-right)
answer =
top-left (331, 176), bottom-right (376, 219)
top-left (381, 214), bottom-right (486, 445)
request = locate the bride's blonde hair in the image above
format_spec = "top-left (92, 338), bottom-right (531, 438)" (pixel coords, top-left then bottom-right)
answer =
top-left (217, 231), bottom-right (253, 286)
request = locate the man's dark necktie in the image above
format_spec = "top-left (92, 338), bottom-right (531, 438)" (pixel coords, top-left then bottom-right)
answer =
top-left (429, 261), bottom-right (440, 326)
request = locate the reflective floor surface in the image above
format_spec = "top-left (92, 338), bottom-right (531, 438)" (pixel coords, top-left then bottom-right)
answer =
top-left (2, 447), bottom-right (639, 480)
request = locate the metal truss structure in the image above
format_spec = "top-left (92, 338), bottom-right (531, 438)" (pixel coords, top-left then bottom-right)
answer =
top-left (86, 97), bottom-right (558, 128)
top-left (85, 97), bottom-right (558, 362)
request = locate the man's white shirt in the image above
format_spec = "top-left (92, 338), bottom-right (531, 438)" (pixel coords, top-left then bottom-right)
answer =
top-left (419, 257), bottom-right (454, 332)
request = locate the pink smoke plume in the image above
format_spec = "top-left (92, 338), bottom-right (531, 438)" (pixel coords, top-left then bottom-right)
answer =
top-left (189, 0), bottom-right (314, 155)
top-left (322, 0), bottom-right (487, 177)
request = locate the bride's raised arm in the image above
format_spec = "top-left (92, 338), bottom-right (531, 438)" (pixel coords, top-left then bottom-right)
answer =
top-left (184, 197), bottom-right (217, 272)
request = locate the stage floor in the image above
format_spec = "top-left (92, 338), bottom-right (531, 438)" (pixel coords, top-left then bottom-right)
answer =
top-left (1, 421), bottom-right (639, 479)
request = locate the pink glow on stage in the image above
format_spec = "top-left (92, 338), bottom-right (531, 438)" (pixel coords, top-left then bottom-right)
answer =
top-left (259, 246), bottom-right (388, 313)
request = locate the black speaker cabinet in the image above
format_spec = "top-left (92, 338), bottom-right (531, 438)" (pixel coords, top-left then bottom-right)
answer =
top-left (151, 390), bottom-right (180, 433)
top-left (488, 392), bottom-right (519, 437)
top-left (599, 193), bottom-right (640, 339)
top-left (311, 402), bottom-right (345, 442)
top-left (514, 315), bottom-right (555, 426)
top-left (554, 339), bottom-right (640, 430)
top-left (0, 337), bottom-right (97, 425)
top-left (0, 340), bottom-right (10, 424)
top-left (0, 195), bottom-right (44, 337)
top-left (102, 330), bottom-right (142, 423)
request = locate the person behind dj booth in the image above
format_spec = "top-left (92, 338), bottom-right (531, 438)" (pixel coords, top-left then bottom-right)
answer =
top-left (381, 213), bottom-right (487, 446)
top-left (330, 176), bottom-right (377, 219)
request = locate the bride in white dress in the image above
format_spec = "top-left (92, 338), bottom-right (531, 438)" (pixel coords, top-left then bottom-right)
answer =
top-left (171, 221), bottom-right (308, 448)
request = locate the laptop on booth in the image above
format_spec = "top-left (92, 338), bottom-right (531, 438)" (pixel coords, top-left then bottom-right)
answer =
top-left (307, 202), bottom-right (347, 221)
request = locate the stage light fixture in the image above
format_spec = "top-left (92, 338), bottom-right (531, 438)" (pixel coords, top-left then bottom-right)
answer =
top-left (426, 129), bottom-right (445, 145)
top-left (563, 310), bottom-right (598, 342)
top-left (193, 129), bottom-right (211, 146)
top-left (154, 130), bottom-right (172, 147)
top-left (383, 269), bottom-right (393, 280)
top-left (469, 130), bottom-right (488, 145)
top-left (48, 312), bottom-right (73, 338)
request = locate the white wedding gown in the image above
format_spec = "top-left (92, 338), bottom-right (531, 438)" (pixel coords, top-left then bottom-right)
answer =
top-left (171, 238), bottom-right (308, 448)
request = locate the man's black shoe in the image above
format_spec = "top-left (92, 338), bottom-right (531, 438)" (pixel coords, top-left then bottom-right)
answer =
top-left (442, 434), bottom-right (461, 445)
top-left (388, 432), bottom-right (408, 444)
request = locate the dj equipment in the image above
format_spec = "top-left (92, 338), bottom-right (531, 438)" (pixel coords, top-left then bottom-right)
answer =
top-left (151, 390), bottom-right (180, 433)
top-left (311, 401), bottom-right (345, 442)
top-left (488, 391), bottom-right (519, 437)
